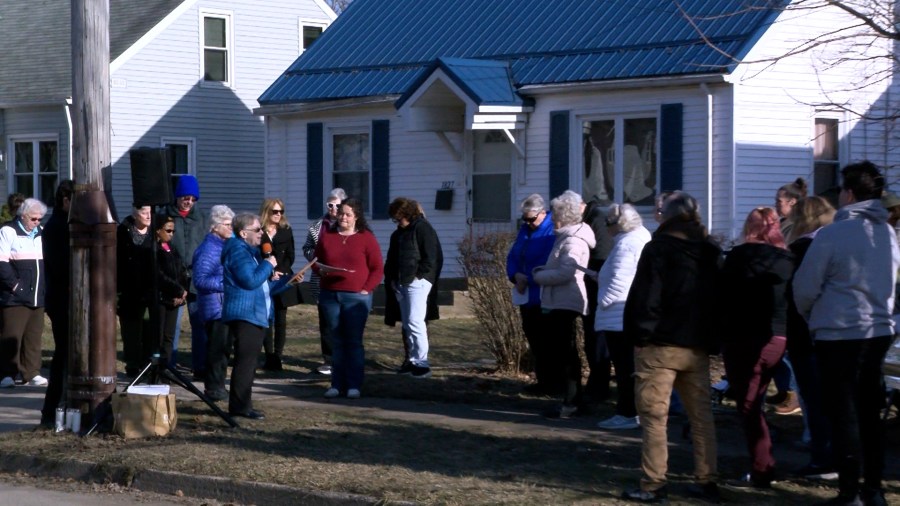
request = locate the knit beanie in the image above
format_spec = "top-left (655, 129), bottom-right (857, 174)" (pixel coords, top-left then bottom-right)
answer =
top-left (174, 175), bottom-right (200, 200)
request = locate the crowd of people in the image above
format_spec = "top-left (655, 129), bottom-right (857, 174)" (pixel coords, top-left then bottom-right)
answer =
top-left (506, 161), bottom-right (899, 505)
top-left (0, 159), bottom-right (897, 504)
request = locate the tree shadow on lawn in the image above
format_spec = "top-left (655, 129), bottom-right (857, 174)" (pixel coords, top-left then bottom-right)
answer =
top-left (167, 400), bottom-right (874, 505)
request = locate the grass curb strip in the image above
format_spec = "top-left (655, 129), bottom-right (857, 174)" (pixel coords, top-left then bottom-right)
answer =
top-left (0, 452), bottom-right (407, 505)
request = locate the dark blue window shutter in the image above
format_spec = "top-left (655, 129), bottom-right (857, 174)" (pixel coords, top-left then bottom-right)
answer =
top-left (660, 103), bottom-right (683, 193)
top-left (307, 122), bottom-right (323, 220)
top-left (371, 119), bottom-right (390, 220)
top-left (549, 111), bottom-right (570, 199)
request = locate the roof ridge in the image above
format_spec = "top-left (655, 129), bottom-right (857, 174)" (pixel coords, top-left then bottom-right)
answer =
top-left (286, 34), bottom-right (748, 76)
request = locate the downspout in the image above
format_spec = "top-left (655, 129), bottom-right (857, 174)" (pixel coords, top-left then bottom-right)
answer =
top-left (700, 83), bottom-right (713, 230)
top-left (64, 98), bottom-right (74, 180)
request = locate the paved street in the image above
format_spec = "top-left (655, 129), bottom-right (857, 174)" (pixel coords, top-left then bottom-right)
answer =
top-left (0, 481), bottom-right (200, 506)
top-left (0, 387), bottom-right (43, 432)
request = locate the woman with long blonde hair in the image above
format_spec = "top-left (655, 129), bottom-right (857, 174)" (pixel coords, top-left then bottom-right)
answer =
top-left (259, 198), bottom-right (295, 371)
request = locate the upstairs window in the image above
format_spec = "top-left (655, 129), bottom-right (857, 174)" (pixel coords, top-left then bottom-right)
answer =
top-left (813, 117), bottom-right (841, 196)
top-left (299, 20), bottom-right (328, 53)
top-left (201, 11), bottom-right (233, 86)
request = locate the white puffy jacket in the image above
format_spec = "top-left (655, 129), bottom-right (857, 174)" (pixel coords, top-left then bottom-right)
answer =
top-left (594, 226), bottom-right (651, 331)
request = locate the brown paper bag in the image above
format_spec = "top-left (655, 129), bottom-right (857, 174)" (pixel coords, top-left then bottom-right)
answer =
top-left (111, 393), bottom-right (177, 438)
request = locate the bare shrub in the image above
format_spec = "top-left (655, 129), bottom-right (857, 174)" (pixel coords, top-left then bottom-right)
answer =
top-left (458, 232), bottom-right (529, 374)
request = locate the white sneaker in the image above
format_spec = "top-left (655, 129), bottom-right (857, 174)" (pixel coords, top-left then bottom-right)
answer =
top-left (0, 376), bottom-right (14, 388)
top-left (324, 387), bottom-right (340, 398)
top-left (317, 365), bottom-right (332, 375)
top-left (26, 375), bottom-right (48, 387)
top-left (346, 388), bottom-right (361, 399)
top-left (597, 415), bottom-right (640, 430)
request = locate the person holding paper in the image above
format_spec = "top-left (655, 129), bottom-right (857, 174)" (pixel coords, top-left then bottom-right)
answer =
top-left (259, 198), bottom-right (296, 372)
top-left (314, 198), bottom-right (383, 399)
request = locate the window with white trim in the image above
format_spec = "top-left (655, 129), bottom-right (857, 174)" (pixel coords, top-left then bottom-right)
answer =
top-left (299, 19), bottom-right (328, 54)
top-left (161, 138), bottom-right (195, 176)
top-left (472, 130), bottom-right (512, 222)
top-left (582, 116), bottom-right (657, 206)
top-left (329, 128), bottom-right (370, 213)
top-left (201, 11), bottom-right (233, 86)
top-left (813, 117), bottom-right (841, 196)
top-left (9, 137), bottom-right (58, 205)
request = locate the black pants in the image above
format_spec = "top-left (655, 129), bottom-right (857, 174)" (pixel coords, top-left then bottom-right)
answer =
top-left (817, 335), bottom-right (893, 496)
top-left (520, 305), bottom-right (563, 390)
top-left (546, 309), bottom-right (582, 405)
top-left (582, 273), bottom-right (610, 400)
top-left (228, 321), bottom-right (265, 415)
top-left (205, 319), bottom-right (232, 394)
top-left (604, 330), bottom-right (636, 417)
top-left (263, 307), bottom-right (287, 357)
top-left (156, 304), bottom-right (180, 367)
top-left (40, 309), bottom-right (68, 424)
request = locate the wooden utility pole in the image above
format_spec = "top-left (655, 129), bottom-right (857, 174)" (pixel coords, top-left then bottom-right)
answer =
top-left (68, 0), bottom-right (117, 427)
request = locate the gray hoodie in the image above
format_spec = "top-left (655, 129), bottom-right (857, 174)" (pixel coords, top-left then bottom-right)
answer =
top-left (793, 199), bottom-right (900, 341)
top-left (532, 222), bottom-right (596, 314)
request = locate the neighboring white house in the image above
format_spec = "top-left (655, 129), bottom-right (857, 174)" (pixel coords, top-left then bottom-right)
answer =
top-left (0, 0), bottom-right (335, 219)
top-left (255, 0), bottom-right (900, 278)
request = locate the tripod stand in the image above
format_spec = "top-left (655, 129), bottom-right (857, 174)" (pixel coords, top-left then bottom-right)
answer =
top-left (130, 352), bottom-right (238, 428)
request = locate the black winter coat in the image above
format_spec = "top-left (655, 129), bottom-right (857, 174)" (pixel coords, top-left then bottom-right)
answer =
top-left (624, 218), bottom-right (722, 352)
top-left (383, 217), bottom-right (444, 326)
top-left (720, 242), bottom-right (794, 351)
top-left (156, 242), bottom-right (190, 308)
top-left (116, 216), bottom-right (153, 316)
top-left (785, 237), bottom-right (814, 355)
top-left (42, 209), bottom-right (70, 316)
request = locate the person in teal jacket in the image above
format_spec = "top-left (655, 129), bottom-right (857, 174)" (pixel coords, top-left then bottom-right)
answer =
top-left (221, 212), bottom-right (291, 420)
top-left (505, 193), bottom-right (557, 394)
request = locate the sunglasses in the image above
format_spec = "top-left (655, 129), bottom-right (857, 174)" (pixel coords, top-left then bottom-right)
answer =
top-left (271, 209), bottom-right (284, 215)
top-left (244, 227), bottom-right (262, 233)
top-left (326, 203), bottom-right (340, 209)
top-left (162, 228), bottom-right (175, 233)
top-left (27, 217), bottom-right (42, 222)
top-left (522, 214), bottom-right (540, 224)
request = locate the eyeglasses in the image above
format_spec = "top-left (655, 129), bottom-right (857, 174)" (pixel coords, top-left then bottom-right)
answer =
top-left (522, 212), bottom-right (542, 224)
top-left (326, 203), bottom-right (340, 209)
top-left (271, 209), bottom-right (284, 215)
top-left (244, 227), bottom-right (262, 233)
top-left (27, 217), bottom-right (42, 222)
top-left (178, 196), bottom-right (197, 203)
top-left (162, 228), bottom-right (175, 233)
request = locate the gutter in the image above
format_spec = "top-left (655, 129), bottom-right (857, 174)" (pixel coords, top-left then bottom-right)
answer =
top-left (699, 83), bottom-right (713, 230)
top-left (253, 95), bottom-right (400, 117)
top-left (517, 74), bottom-right (728, 95)
top-left (65, 98), bottom-right (74, 180)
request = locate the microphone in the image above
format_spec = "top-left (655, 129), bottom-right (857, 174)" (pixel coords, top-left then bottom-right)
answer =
top-left (261, 243), bottom-right (273, 259)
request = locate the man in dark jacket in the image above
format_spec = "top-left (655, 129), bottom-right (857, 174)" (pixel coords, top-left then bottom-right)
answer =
top-left (40, 180), bottom-right (75, 423)
top-left (165, 175), bottom-right (207, 375)
top-left (384, 198), bottom-right (443, 379)
top-left (621, 191), bottom-right (721, 503)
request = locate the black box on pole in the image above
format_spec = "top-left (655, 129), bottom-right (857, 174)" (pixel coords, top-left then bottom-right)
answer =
top-left (129, 148), bottom-right (172, 206)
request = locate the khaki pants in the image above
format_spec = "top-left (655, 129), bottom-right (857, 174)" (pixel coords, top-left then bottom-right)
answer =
top-left (634, 344), bottom-right (717, 491)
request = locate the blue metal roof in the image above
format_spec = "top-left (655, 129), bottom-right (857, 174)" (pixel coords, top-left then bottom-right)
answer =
top-left (259, 0), bottom-right (783, 106)
top-left (395, 57), bottom-right (531, 108)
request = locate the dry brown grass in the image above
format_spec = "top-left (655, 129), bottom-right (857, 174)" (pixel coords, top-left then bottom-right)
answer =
top-left (6, 306), bottom-right (899, 505)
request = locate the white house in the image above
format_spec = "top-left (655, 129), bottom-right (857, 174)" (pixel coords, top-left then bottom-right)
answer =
top-left (256, 0), bottom-right (900, 277)
top-left (0, 0), bottom-right (336, 219)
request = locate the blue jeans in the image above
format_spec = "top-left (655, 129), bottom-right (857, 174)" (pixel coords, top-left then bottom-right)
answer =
top-left (319, 289), bottom-right (372, 392)
top-left (396, 278), bottom-right (432, 367)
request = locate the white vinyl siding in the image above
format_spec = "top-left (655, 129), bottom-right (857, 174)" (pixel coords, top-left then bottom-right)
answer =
top-left (107, 0), bottom-right (332, 220)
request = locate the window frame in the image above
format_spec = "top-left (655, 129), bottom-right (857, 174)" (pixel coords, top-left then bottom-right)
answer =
top-left (298, 18), bottom-right (329, 54)
top-left (811, 112), bottom-right (846, 196)
top-left (7, 134), bottom-right (59, 206)
top-left (577, 110), bottom-right (660, 209)
top-left (160, 137), bottom-right (196, 176)
top-left (324, 124), bottom-right (372, 214)
top-left (471, 130), bottom-right (515, 223)
top-left (199, 9), bottom-right (235, 87)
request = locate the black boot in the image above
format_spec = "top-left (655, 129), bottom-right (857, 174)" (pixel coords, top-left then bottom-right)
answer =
top-left (262, 353), bottom-right (282, 371)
